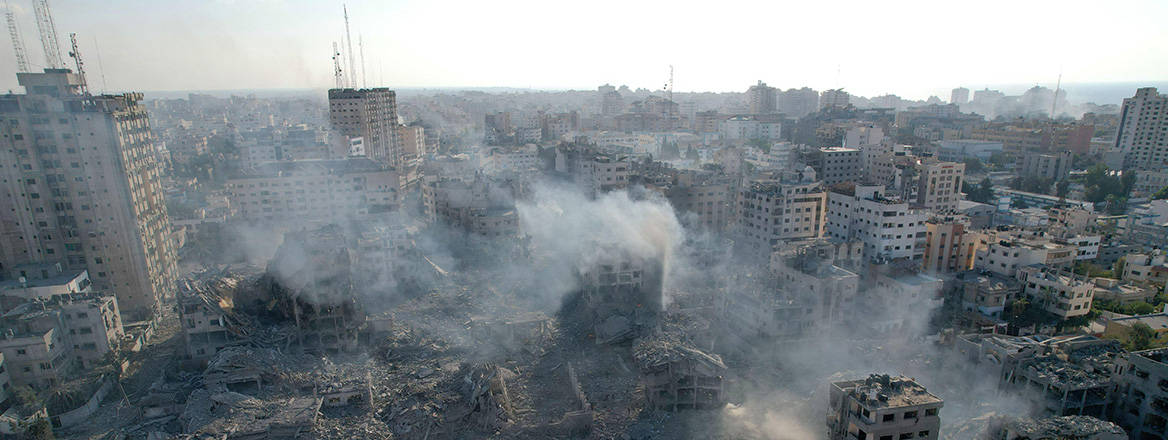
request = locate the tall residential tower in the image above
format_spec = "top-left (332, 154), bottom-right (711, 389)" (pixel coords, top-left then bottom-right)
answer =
top-left (0, 69), bottom-right (178, 320)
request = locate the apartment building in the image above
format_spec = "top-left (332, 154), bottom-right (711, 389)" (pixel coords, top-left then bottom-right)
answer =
top-left (818, 147), bottom-right (863, 185)
top-left (0, 69), bottom-right (178, 320)
top-left (770, 247), bottom-right (859, 331)
top-left (1112, 348), bottom-right (1168, 439)
top-left (664, 169), bottom-right (735, 232)
top-left (972, 230), bottom-right (1076, 278)
top-left (225, 158), bottom-right (401, 226)
top-left (1117, 88), bottom-right (1168, 170)
top-left (720, 115), bottom-right (782, 141)
top-left (1016, 266), bottom-right (1095, 320)
top-left (738, 177), bottom-right (826, 254)
top-left (826, 184), bottom-right (927, 263)
top-left (425, 175), bottom-right (520, 238)
top-left (746, 81), bottom-right (777, 114)
top-left (828, 375), bottom-right (943, 440)
top-left (914, 159), bottom-right (965, 212)
top-left (327, 88), bottom-right (401, 166)
top-left (1017, 150), bottom-right (1073, 181)
top-left (922, 216), bottom-right (974, 273)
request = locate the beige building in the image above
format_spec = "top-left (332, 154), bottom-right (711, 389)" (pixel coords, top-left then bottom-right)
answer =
top-left (327, 88), bottom-right (401, 166)
top-left (225, 158), bottom-right (401, 226)
top-left (0, 69), bottom-right (178, 320)
top-left (914, 159), bottom-right (965, 212)
top-left (396, 124), bottom-right (426, 160)
top-left (828, 375), bottom-right (943, 440)
top-left (1118, 88), bottom-right (1168, 171)
top-left (1016, 266), bottom-right (1095, 319)
top-left (1108, 348), bottom-right (1168, 439)
top-left (738, 177), bottom-right (826, 254)
top-left (922, 216), bottom-right (974, 273)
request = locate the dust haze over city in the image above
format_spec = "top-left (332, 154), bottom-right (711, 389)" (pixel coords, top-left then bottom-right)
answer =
top-left (0, 1), bottom-right (1167, 439)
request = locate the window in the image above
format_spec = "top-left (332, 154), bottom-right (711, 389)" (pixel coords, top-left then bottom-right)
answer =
top-left (925, 408), bottom-right (937, 416)
top-left (883, 414), bottom-right (895, 422)
top-left (918, 431), bottom-right (929, 438)
top-left (904, 411), bottom-right (917, 419)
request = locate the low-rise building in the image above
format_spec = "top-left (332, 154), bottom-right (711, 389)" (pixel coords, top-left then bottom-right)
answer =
top-left (1017, 266), bottom-right (1095, 320)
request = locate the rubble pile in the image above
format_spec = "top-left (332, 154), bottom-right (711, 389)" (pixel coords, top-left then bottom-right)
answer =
top-left (634, 331), bottom-right (727, 411)
top-left (180, 390), bottom-right (322, 439)
top-left (995, 415), bottom-right (1127, 439)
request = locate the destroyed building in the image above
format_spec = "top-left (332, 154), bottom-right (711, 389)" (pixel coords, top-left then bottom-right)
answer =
top-left (265, 226), bottom-right (367, 354)
top-left (180, 272), bottom-right (248, 360)
top-left (180, 390), bottom-right (322, 439)
top-left (1113, 348), bottom-right (1168, 439)
top-left (422, 172), bottom-right (523, 238)
top-left (634, 333), bottom-right (726, 411)
top-left (828, 374), bottom-right (944, 440)
top-left (955, 333), bottom-right (1121, 418)
top-left (0, 293), bottom-right (123, 388)
top-left (770, 244), bottom-right (860, 333)
top-left (984, 415), bottom-right (1126, 440)
top-left (579, 245), bottom-right (665, 344)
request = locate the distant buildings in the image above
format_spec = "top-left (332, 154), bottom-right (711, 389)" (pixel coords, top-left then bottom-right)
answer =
top-left (720, 115), bottom-right (782, 141)
top-left (951, 87), bottom-right (969, 105)
top-left (1017, 150), bottom-right (1073, 182)
top-left (827, 374), bottom-right (943, 440)
top-left (0, 69), bottom-right (178, 320)
top-left (820, 89), bottom-right (850, 110)
top-left (746, 81), bottom-right (777, 114)
top-left (225, 158), bottom-right (402, 226)
top-left (778, 87), bottom-right (820, 119)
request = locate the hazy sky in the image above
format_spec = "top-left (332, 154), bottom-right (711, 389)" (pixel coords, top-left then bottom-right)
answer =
top-left (1, 0), bottom-right (1166, 100)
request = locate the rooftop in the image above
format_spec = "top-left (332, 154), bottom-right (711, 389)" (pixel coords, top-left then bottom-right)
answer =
top-left (834, 374), bottom-right (942, 409)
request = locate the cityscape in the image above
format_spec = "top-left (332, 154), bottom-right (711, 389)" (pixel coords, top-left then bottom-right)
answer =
top-left (0, 1), bottom-right (1167, 439)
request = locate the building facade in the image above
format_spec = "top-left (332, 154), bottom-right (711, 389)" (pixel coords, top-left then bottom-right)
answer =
top-left (0, 69), bottom-right (178, 320)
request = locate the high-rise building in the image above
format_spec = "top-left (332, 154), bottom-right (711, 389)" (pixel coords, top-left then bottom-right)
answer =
top-left (820, 89), bottom-right (850, 110)
top-left (950, 87), bottom-right (969, 105)
top-left (746, 80), bottom-right (777, 114)
top-left (914, 159), bottom-right (965, 212)
top-left (328, 88), bottom-right (401, 167)
top-left (825, 184), bottom-right (928, 262)
top-left (737, 176), bottom-right (827, 254)
top-left (777, 87), bottom-right (820, 119)
top-left (1117, 87), bottom-right (1168, 170)
top-left (0, 69), bottom-right (179, 320)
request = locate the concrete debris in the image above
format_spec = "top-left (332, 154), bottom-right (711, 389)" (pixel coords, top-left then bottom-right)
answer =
top-left (988, 415), bottom-right (1127, 439)
top-left (634, 331), bottom-right (727, 411)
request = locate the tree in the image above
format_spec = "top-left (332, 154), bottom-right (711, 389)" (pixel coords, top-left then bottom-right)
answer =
top-left (1128, 322), bottom-right (1157, 351)
top-left (1154, 185), bottom-right (1168, 200)
top-left (1056, 180), bottom-right (1070, 199)
top-left (963, 157), bottom-right (986, 174)
top-left (964, 177), bottom-right (994, 204)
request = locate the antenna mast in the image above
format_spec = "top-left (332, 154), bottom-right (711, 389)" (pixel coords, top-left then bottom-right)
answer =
top-left (4, 0), bottom-right (30, 72)
top-left (31, 0), bottom-right (62, 68)
top-left (66, 32), bottom-right (87, 94)
top-left (358, 34), bottom-right (366, 88)
top-left (343, 5), bottom-right (356, 88)
top-left (1050, 73), bottom-right (1062, 119)
top-left (331, 42), bottom-right (343, 89)
top-left (666, 65), bottom-right (674, 103)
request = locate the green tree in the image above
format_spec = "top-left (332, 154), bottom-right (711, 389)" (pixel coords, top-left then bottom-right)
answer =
top-left (963, 177), bottom-right (994, 204)
top-left (964, 157), bottom-right (986, 174)
top-left (1056, 180), bottom-right (1070, 199)
top-left (1154, 185), bottom-right (1168, 200)
top-left (1129, 322), bottom-right (1157, 351)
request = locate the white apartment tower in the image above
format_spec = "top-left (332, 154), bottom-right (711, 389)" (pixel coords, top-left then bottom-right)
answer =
top-left (0, 69), bottom-right (179, 320)
top-left (826, 184), bottom-right (928, 262)
top-left (328, 88), bottom-right (402, 167)
top-left (1118, 88), bottom-right (1168, 171)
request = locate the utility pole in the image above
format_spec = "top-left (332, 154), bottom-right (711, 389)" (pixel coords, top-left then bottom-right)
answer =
top-left (359, 34), bottom-right (366, 88)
